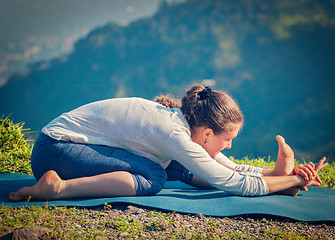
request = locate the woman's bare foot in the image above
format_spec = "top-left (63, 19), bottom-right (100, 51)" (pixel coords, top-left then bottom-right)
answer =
top-left (277, 187), bottom-right (300, 196)
top-left (271, 135), bottom-right (295, 176)
top-left (8, 170), bottom-right (64, 202)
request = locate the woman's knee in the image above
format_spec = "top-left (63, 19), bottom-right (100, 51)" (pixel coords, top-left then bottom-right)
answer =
top-left (30, 133), bottom-right (59, 180)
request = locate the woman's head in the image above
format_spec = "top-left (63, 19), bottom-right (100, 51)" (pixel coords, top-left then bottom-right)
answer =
top-left (180, 84), bottom-right (243, 134)
top-left (153, 84), bottom-right (243, 157)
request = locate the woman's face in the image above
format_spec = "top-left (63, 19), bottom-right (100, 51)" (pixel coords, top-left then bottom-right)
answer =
top-left (191, 124), bottom-right (241, 159)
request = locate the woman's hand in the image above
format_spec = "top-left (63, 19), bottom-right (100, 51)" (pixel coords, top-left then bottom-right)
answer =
top-left (294, 162), bottom-right (316, 181)
top-left (297, 157), bottom-right (328, 191)
top-left (294, 162), bottom-right (316, 191)
top-left (314, 157), bottom-right (328, 184)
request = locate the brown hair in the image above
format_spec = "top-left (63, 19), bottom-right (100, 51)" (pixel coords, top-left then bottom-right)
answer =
top-left (153, 84), bottom-right (243, 134)
top-left (153, 94), bottom-right (181, 108)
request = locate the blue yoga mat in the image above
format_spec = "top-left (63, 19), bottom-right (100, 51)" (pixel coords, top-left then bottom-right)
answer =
top-left (1, 173), bottom-right (335, 222)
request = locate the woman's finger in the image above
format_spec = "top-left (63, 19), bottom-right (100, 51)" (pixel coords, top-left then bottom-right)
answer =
top-left (300, 166), bottom-right (315, 180)
top-left (304, 164), bottom-right (316, 178)
top-left (307, 180), bottom-right (321, 187)
top-left (315, 157), bottom-right (327, 172)
top-left (294, 165), bottom-right (305, 175)
top-left (315, 175), bottom-right (323, 185)
top-left (307, 162), bottom-right (315, 169)
top-left (296, 169), bottom-right (309, 181)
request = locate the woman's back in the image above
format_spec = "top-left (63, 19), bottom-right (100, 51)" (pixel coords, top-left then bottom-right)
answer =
top-left (42, 97), bottom-right (190, 168)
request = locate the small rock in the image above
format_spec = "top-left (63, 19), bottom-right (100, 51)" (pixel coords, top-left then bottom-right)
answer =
top-left (95, 236), bottom-right (109, 240)
top-left (124, 205), bottom-right (140, 214)
top-left (118, 232), bottom-right (129, 238)
top-left (195, 213), bottom-right (204, 219)
top-left (11, 226), bottom-right (51, 240)
top-left (72, 222), bottom-right (82, 228)
top-left (135, 209), bottom-right (145, 214)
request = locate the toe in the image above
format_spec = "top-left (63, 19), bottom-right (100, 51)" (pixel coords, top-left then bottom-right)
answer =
top-left (8, 187), bottom-right (32, 202)
top-left (8, 192), bottom-right (20, 202)
top-left (276, 135), bottom-right (285, 144)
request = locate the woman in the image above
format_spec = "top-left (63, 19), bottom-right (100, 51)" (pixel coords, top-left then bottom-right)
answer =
top-left (9, 85), bottom-right (327, 201)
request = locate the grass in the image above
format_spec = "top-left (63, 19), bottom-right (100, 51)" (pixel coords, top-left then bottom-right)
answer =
top-left (0, 116), bottom-right (33, 175)
top-left (1, 116), bottom-right (334, 239)
top-left (2, 205), bottom-right (330, 239)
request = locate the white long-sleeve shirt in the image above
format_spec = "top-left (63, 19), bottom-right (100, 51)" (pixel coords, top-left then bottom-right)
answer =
top-left (42, 97), bottom-right (268, 196)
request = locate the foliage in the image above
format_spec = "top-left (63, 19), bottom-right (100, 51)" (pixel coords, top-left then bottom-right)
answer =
top-left (0, 116), bottom-right (33, 174)
top-left (231, 156), bottom-right (276, 169)
top-left (318, 161), bottom-right (335, 189)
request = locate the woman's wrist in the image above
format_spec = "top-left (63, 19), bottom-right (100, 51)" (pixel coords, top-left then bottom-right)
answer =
top-left (294, 174), bottom-right (307, 187)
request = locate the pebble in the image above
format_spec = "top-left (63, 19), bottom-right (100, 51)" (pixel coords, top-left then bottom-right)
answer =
top-left (124, 205), bottom-right (140, 214)
top-left (6, 226), bottom-right (50, 240)
top-left (118, 232), bottom-right (129, 238)
top-left (195, 213), bottom-right (204, 219)
top-left (135, 209), bottom-right (145, 214)
top-left (72, 222), bottom-right (82, 228)
top-left (95, 236), bottom-right (109, 240)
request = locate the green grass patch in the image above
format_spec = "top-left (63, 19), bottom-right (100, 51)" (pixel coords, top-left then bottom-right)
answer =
top-left (0, 116), bottom-right (33, 174)
top-left (1, 206), bottom-right (330, 239)
top-left (318, 161), bottom-right (335, 189)
top-left (230, 156), bottom-right (276, 169)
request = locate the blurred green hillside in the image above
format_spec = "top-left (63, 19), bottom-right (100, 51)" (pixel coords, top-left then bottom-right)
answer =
top-left (0, 0), bottom-right (334, 162)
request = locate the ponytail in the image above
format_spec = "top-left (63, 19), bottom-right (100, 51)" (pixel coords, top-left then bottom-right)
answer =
top-left (153, 94), bottom-right (181, 109)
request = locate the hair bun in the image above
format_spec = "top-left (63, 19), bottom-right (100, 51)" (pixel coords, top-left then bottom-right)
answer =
top-left (198, 87), bottom-right (212, 100)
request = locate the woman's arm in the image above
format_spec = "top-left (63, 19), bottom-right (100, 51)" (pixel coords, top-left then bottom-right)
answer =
top-left (166, 136), bottom-right (269, 196)
top-left (215, 152), bottom-right (262, 173)
top-left (166, 132), bottom-right (327, 196)
top-left (263, 175), bottom-right (302, 194)
top-left (188, 163), bottom-right (323, 195)
top-left (263, 173), bottom-right (323, 196)
top-left (214, 152), bottom-right (238, 169)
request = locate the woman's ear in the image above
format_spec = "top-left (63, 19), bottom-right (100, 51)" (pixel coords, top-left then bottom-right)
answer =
top-left (202, 128), bottom-right (214, 140)
top-left (191, 127), bottom-right (214, 146)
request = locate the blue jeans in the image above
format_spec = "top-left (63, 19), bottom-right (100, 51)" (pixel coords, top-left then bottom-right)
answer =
top-left (31, 133), bottom-right (193, 196)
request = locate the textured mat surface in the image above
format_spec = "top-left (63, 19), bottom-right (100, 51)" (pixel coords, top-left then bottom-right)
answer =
top-left (1, 173), bottom-right (335, 222)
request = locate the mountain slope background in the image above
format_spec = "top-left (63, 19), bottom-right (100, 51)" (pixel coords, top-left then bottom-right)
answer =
top-left (0, 0), bottom-right (160, 86)
top-left (0, 0), bottom-right (334, 162)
